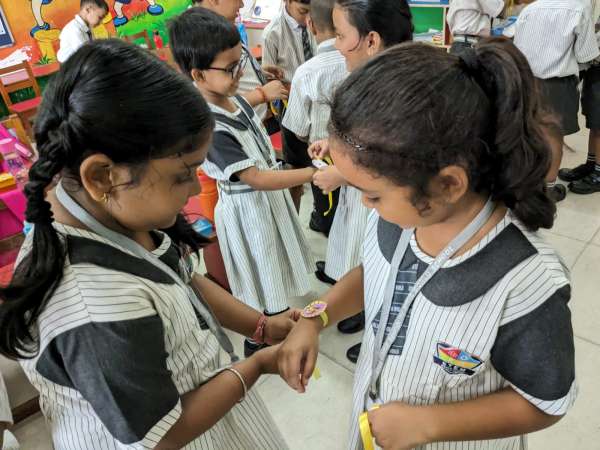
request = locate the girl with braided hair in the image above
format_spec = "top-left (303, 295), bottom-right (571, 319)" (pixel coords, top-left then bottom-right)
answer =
top-left (0, 39), bottom-right (292, 449)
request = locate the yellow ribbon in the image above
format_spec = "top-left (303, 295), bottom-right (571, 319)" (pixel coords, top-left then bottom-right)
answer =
top-left (322, 156), bottom-right (335, 217)
top-left (359, 405), bottom-right (380, 450)
top-left (269, 99), bottom-right (289, 117)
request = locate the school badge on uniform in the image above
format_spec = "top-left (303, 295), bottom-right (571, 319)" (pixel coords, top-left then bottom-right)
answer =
top-left (433, 342), bottom-right (483, 375)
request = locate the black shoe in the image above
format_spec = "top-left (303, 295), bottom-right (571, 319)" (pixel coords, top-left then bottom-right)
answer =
top-left (244, 340), bottom-right (269, 358)
top-left (346, 343), bottom-right (361, 363)
top-left (558, 162), bottom-right (595, 182)
top-left (547, 184), bottom-right (567, 203)
top-left (569, 174), bottom-right (600, 195)
top-left (315, 261), bottom-right (336, 285)
top-left (309, 215), bottom-right (329, 237)
top-left (337, 312), bottom-right (365, 334)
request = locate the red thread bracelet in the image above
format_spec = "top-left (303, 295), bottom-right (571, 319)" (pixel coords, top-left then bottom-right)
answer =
top-left (252, 314), bottom-right (268, 344)
top-left (256, 86), bottom-right (268, 104)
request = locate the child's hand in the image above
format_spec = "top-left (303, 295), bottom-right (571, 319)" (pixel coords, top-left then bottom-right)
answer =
top-left (262, 65), bottom-right (285, 81)
top-left (263, 309), bottom-right (301, 345)
top-left (368, 402), bottom-right (431, 450)
top-left (313, 165), bottom-right (345, 193)
top-left (307, 139), bottom-right (329, 159)
top-left (262, 80), bottom-right (289, 102)
top-left (278, 318), bottom-right (321, 393)
top-left (254, 344), bottom-right (282, 374)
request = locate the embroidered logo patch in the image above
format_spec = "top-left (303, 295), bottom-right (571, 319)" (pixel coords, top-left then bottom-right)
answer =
top-left (433, 342), bottom-right (483, 375)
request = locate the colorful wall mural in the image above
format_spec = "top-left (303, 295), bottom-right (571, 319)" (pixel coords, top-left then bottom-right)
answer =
top-left (0, 0), bottom-right (191, 65)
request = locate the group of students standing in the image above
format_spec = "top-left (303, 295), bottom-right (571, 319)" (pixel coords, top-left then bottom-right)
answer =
top-left (0, 0), bottom-right (582, 449)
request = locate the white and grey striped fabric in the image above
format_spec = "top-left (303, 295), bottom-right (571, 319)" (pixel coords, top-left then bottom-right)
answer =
top-left (238, 45), bottom-right (268, 120)
top-left (447, 0), bottom-right (504, 36)
top-left (349, 211), bottom-right (577, 450)
top-left (18, 223), bottom-right (288, 450)
top-left (202, 96), bottom-right (314, 313)
top-left (262, 8), bottom-right (317, 82)
top-left (324, 186), bottom-right (370, 281)
top-left (514, 0), bottom-right (600, 79)
top-left (282, 39), bottom-right (348, 144)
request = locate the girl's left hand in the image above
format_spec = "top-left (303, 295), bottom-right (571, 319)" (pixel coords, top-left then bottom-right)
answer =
top-left (264, 309), bottom-right (301, 344)
top-left (313, 165), bottom-right (345, 194)
top-left (368, 402), bottom-right (431, 450)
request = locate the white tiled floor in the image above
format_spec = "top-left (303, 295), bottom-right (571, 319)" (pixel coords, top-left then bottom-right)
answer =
top-left (11, 128), bottom-right (600, 449)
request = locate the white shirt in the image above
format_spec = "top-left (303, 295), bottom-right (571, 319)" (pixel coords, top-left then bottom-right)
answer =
top-left (57, 15), bottom-right (92, 63)
top-left (448, 0), bottom-right (505, 36)
top-left (282, 39), bottom-right (347, 144)
top-left (238, 46), bottom-right (268, 119)
top-left (514, 0), bottom-right (600, 78)
top-left (262, 7), bottom-right (317, 81)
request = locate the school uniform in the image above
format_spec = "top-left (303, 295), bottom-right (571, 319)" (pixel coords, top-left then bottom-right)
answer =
top-left (447, 0), bottom-right (504, 54)
top-left (515, 0), bottom-right (600, 135)
top-left (202, 95), bottom-right (314, 314)
top-left (57, 15), bottom-right (93, 63)
top-left (18, 223), bottom-right (287, 449)
top-left (349, 210), bottom-right (577, 450)
top-left (0, 373), bottom-right (19, 450)
top-left (581, 13), bottom-right (600, 130)
top-left (262, 7), bottom-right (317, 82)
top-left (282, 38), bottom-right (348, 230)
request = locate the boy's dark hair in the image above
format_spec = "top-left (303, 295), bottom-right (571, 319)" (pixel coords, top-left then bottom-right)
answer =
top-left (330, 38), bottom-right (556, 231)
top-left (168, 7), bottom-right (241, 79)
top-left (336, 0), bottom-right (412, 47)
top-left (295, 0), bottom-right (312, 5)
top-left (81, 0), bottom-right (109, 11)
top-left (310, 0), bottom-right (335, 32)
top-left (0, 39), bottom-right (213, 360)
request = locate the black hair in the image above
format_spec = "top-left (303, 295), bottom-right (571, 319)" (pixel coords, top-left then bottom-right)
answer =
top-left (310, 0), bottom-right (336, 32)
top-left (168, 7), bottom-right (241, 79)
top-left (329, 38), bottom-right (556, 231)
top-left (335, 0), bottom-right (413, 47)
top-left (81, 0), bottom-right (109, 12)
top-left (292, 0), bottom-right (312, 5)
top-left (0, 39), bottom-right (214, 360)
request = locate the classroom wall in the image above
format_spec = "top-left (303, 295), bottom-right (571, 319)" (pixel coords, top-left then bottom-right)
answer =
top-left (0, 0), bottom-right (191, 66)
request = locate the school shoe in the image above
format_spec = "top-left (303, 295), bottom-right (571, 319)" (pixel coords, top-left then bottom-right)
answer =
top-left (547, 184), bottom-right (567, 203)
top-left (346, 343), bottom-right (361, 363)
top-left (244, 340), bottom-right (269, 358)
top-left (558, 162), bottom-right (595, 182)
top-left (569, 174), bottom-right (600, 195)
top-left (147, 4), bottom-right (165, 15)
top-left (337, 312), bottom-right (365, 334)
top-left (315, 261), bottom-right (336, 285)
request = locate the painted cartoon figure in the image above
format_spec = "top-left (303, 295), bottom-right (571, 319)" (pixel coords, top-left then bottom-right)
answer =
top-left (113, 0), bottom-right (164, 27)
top-left (30, 0), bottom-right (53, 36)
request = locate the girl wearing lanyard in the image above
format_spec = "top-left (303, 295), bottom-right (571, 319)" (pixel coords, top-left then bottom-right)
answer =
top-left (310, 0), bottom-right (413, 363)
top-left (0, 40), bottom-right (294, 449)
top-left (280, 39), bottom-right (576, 450)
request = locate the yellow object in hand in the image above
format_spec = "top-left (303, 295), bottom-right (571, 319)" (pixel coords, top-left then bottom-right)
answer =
top-left (359, 405), bottom-right (380, 450)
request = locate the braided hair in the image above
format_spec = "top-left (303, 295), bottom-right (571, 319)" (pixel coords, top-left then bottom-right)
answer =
top-left (0, 39), bottom-right (213, 359)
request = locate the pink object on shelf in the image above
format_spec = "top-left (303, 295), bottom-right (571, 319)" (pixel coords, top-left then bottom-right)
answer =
top-left (14, 143), bottom-right (32, 159)
top-left (0, 188), bottom-right (26, 239)
top-left (0, 137), bottom-right (14, 155)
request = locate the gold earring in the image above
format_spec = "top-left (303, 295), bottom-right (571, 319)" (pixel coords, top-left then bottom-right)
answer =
top-left (101, 192), bottom-right (110, 204)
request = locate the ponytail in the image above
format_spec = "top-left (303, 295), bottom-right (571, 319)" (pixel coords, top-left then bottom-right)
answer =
top-left (329, 39), bottom-right (555, 231)
top-left (461, 38), bottom-right (556, 230)
top-left (0, 122), bottom-right (69, 359)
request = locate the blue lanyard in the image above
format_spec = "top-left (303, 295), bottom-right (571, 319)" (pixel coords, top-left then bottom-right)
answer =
top-left (368, 199), bottom-right (495, 401)
top-left (55, 181), bottom-right (239, 364)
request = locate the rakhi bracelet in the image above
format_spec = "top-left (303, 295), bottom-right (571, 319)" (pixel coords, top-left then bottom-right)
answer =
top-left (252, 314), bottom-right (268, 344)
top-left (225, 367), bottom-right (248, 403)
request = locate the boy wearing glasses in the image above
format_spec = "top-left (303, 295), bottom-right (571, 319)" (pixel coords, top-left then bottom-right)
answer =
top-left (169, 8), bottom-right (316, 357)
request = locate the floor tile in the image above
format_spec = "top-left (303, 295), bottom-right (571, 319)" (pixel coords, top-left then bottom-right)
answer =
top-left (538, 230), bottom-right (587, 269)
top-left (569, 244), bottom-right (600, 346)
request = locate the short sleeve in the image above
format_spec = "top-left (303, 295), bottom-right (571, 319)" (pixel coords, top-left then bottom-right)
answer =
top-left (575, 8), bottom-right (600, 63)
top-left (208, 131), bottom-right (255, 181)
top-left (282, 74), bottom-right (312, 139)
top-left (262, 25), bottom-right (278, 68)
top-left (36, 315), bottom-right (181, 447)
top-left (481, 0), bottom-right (505, 17)
top-left (491, 284), bottom-right (576, 415)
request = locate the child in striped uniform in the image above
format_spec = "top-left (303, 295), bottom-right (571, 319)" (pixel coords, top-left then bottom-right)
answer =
top-left (169, 8), bottom-right (316, 357)
top-left (308, 0), bottom-right (413, 362)
top-left (279, 39), bottom-right (576, 450)
top-left (0, 40), bottom-right (295, 449)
